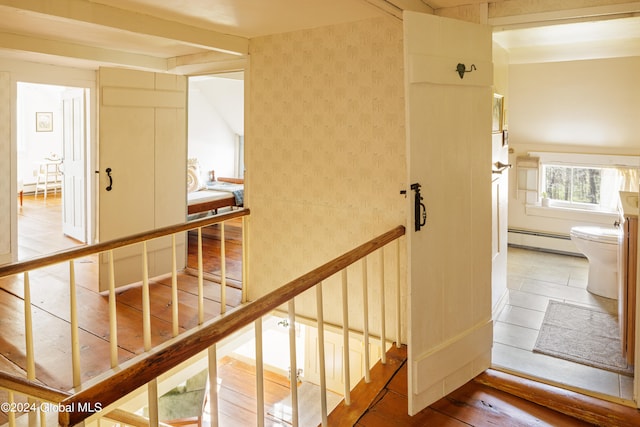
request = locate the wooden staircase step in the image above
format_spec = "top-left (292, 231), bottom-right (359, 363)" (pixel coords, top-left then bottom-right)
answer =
top-left (326, 344), bottom-right (407, 426)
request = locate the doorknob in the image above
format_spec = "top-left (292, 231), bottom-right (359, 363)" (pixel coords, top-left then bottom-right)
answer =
top-left (106, 168), bottom-right (113, 191)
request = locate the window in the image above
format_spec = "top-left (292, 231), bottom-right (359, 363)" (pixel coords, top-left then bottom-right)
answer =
top-left (543, 165), bottom-right (601, 208)
top-left (530, 152), bottom-right (639, 214)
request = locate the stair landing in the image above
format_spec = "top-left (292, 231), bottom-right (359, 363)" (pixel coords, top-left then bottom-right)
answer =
top-left (331, 345), bottom-right (640, 427)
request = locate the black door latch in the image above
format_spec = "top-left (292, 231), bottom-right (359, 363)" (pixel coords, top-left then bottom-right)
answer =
top-left (106, 167), bottom-right (113, 191)
top-left (410, 183), bottom-right (427, 231)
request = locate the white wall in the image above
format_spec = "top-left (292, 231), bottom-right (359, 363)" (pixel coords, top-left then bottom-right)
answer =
top-left (493, 42), bottom-right (509, 108)
top-left (507, 56), bottom-right (640, 243)
top-left (509, 57), bottom-right (640, 150)
top-left (17, 83), bottom-right (66, 187)
top-left (188, 78), bottom-right (242, 181)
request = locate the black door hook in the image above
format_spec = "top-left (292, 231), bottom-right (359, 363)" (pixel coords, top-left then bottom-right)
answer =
top-left (106, 168), bottom-right (113, 191)
top-left (410, 183), bottom-right (427, 231)
top-left (456, 63), bottom-right (476, 79)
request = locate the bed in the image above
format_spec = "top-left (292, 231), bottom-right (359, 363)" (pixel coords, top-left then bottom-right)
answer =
top-left (187, 178), bottom-right (244, 215)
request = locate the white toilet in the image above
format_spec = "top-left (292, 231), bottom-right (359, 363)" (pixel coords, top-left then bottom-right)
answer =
top-left (570, 226), bottom-right (620, 299)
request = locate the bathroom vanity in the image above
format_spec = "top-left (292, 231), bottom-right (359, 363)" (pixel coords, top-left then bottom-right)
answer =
top-left (618, 191), bottom-right (638, 364)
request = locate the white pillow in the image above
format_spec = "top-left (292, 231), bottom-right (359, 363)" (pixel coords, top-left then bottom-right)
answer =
top-left (187, 158), bottom-right (204, 192)
top-left (187, 167), bottom-right (200, 193)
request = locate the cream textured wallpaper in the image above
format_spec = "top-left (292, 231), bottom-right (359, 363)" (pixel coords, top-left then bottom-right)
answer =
top-left (247, 16), bottom-right (407, 329)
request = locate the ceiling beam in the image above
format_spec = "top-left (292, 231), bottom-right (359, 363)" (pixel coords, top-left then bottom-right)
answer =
top-left (0, 31), bottom-right (169, 71)
top-left (489, 1), bottom-right (640, 28)
top-left (505, 38), bottom-right (640, 64)
top-left (364, 0), bottom-right (433, 18)
top-left (0, 0), bottom-right (248, 55)
top-left (384, 0), bottom-right (433, 13)
top-left (167, 52), bottom-right (248, 75)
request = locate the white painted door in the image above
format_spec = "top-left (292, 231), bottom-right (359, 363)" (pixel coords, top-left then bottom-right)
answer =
top-left (61, 88), bottom-right (87, 243)
top-left (98, 67), bottom-right (187, 291)
top-left (404, 12), bottom-right (493, 415)
top-left (491, 130), bottom-right (509, 312)
top-left (304, 327), bottom-right (387, 394)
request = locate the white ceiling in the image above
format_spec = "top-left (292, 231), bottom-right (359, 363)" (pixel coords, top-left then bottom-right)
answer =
top-left (93, 0), bottom-right (388, 38)
top-left (0, 0), bottom-right (390, 71)
top-left (493, 14), bottom-right (640, 63)
top-left (0, 0), bottom-right (638, 70)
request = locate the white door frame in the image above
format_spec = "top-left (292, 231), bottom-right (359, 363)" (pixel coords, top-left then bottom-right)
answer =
top-left (10, 71), bottom-right (96, 262)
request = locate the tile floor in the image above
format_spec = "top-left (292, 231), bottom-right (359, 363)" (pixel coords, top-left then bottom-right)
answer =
top-left (493, 246), bottom-right (634, 401)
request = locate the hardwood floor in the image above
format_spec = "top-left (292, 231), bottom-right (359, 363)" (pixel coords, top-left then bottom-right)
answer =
top-left (2, 194), bottom-right (243, 423)
top-left (213, 356), bottom-right (292, 426)
top-left (186, 218), bottom-right (243, 285)
top-left (17, 192), bottom-right (81, 259)
top-left (356, 363), bottom-right (593, 427)
top-left (6, 194), bottom-right (636, 426)
top-left (18, 192), bottom-right (243, 280)
top-left (336, 345), bottom-right (640, 427)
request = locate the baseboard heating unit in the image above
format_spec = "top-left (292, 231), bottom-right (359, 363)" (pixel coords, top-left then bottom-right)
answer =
top-left (507, 228), bottom-right (582, 257)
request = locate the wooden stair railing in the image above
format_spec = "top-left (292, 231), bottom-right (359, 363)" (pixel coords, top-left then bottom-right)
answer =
top-left (0, 373), bottom-right (163, 427)
top-left (102, 409), bottom-right (175, 427)
top-left (1, 216), bottom-right (404, 427)
top-left (0, 209), bottom-right (249, 426)
top-left (0, 209), bottom-right (248, 278)
top-left (0, 371), bottom-right (70, 403)
top-left (57, 225), bottom-right (406, 427)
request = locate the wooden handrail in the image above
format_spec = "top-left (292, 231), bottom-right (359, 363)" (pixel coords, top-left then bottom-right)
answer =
top-left (59, 225), bottom-right (405, 427)
top-left (0, 209), bottom-right (249, 278)
top-left (104, 409), bottom-right (174, 427)
top-left (0, 371), bottom-right (70, 403)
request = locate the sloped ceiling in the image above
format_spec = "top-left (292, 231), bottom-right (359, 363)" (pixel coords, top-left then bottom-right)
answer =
top-left (190, 73), bottom-right (244, 135)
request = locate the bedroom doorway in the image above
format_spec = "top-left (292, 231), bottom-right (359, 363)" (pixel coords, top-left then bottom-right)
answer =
top-left (16, 82), bottom-right (90, 259)
top-left (185, 72), bottom-right (245, 283)
top-left (187, 72), bottom-right (244, 189)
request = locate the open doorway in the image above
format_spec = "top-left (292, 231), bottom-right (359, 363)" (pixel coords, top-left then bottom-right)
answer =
top-left (490, 24), bottom-right (640, 403)
top-left (187, 72), bottom-right (244, 183)
top-left (17, 82), bottom-right (90, 259)
top-left (185, 72), bottom-right (245, 282)
top-left (186, 72), bottom-right (244, 219)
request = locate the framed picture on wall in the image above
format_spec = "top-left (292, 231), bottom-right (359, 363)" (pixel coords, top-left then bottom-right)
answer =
top-left (492, 94), bottom-right (504, 133)
top-left (36, 112), bottom-right (53, 132)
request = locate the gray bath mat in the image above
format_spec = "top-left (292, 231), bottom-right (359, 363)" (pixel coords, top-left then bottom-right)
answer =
top-left (533, 301), bottom-right (634, 376)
